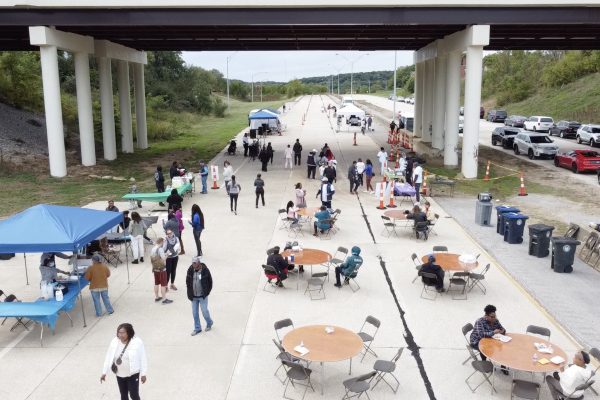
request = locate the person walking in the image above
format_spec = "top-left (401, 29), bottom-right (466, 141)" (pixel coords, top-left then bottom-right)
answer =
top-left (318, 151), bottom-right (328, 167)
top-left (364, 159), bottom-right (375, 193)
top-left (130, 212), bottom-right (146, 265)
top-left (154, 166), bottom-right (166, 206)
top-left (174, 204), bottom-right (185, 255)
top-left (150, 238), bottom-right (171, 304)
top-left (367, 116), bottom-right (373, 131)
top-left (377, 147), bottom-right (388, 176)
top-left (101, 323), bottom-right (147, 400)
top-left (324, 161), bottom-right (337, 183)
top-left (186, 257), bottom-right (214, 336)
top-left (259, 145), bottom-right (269, 172)
top-left (348, 161), bottom-right (359, 194)
top-left (198, 160), bottom-right (208, 194)
top-left (284, 144), bottom-right (293, 170)
top-left (316, 177), bottom-right (335, 209)
top-left (295, 182), bottom-right (306, 206)
top-left (223, 160), bottom-right (233, 194)
top-left (254, 174), bottom-right (265, 208)
top-left (163, 229), bottom-right (181, 291)
top-left (162, 213), bottom-right (179, 238)
top-left (229, 175), bottom-right (241, 215)
top-left (84, 254), bottom-right (114, 317)
top-left (413, 162), bottom-right (424, 203)
top-left (293, 139), bottom-right (303, 166)
top-left (306, 149), bottom-right (317, 179)
top-left (189, 204), bottom-right (204, 257)
top-left (242, 133), bottom-right (249, 157)
top-left (356, 158), bottom-right (365, 187)
top-left (267, 142), bottom-right (274, 164)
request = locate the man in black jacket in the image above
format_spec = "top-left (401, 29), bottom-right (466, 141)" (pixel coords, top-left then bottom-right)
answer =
top-left (348, 161), bottom-right (359, 194)
top-left (307, 149), bottom-right (317, 179)
top-left (169, 161), bottom-right (178, 180)
top-left (419, 254), bottom-right (445, 292)
top-left (186, 257), bottom-right (214, 336)
top-left (266, 246), bottom-right (288, 287)
top-left (293, 139), bottom-right (303, 166)
top-left (267, 142), bottom-right (274, 164)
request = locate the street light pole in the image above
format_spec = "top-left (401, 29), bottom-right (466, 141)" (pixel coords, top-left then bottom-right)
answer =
top-left (328, 64), bottom-right (346, 96)
top-left (226, 51), bottom-right (237, 115)
top-left (336, 53), bottom-right (369, 98)
top-left (393, 50), bottom-right (397, 123)
top-left (251, 71), bottom-right (266, 102)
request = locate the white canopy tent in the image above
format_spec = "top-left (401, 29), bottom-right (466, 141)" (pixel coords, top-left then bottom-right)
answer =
top-left (336, 104), bottom-right (365, 118)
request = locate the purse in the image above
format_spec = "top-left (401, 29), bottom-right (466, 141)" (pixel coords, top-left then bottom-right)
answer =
top-left (111, 340), bottom-right (130, 374)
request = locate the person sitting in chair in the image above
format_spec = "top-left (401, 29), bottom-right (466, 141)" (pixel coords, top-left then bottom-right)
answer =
top-left (334, 246), bottom-right (363, 288)
top-left (266, 246), bottom-right (289, 288)
top-left (546, 351), bottom-right (592, 400)
top-left (227, 140), bottom-right (237, 155)
top-left (423, 201), bottom-right (436, 225)
top-left (419, 254), bottom-right (445, 292)
top-left (313, 205), bottom-right (334, 237)
top-left (405, 204), bottom-right (429, 238)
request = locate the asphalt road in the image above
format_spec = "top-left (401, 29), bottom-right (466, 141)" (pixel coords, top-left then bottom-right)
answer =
top-left (352, 94), bottom-right (600, 187)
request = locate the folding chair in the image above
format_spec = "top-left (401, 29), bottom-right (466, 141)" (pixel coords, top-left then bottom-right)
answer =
top-left (278, 209), bottom-right (293, 231)
top-left (318, 219), bottom-right (332, 240)
top-left (272, 339), bottom-right (304, 384)
top-left (410, 221), bottom-right (429, 242)
top-left (262, 265), bottom-right (280, 294)
top-left (525, 325), bottom-right (551, 340)
top-left (288, 222), bottom-right (304, 238)
top-left (410, 253), bottom-right (421, 283)
top-left (461, 323), bottom-right (479, 365)
top-left (2, 294), bottom-right (30, 331)
top-left (274, 318), bottom-right (294, 343)
top-left (562, 380), bottom-right (595, 399)
top-left (342, 371), bottom-right (377, 400)
top-left (281, 360), bottom-right (314, 400)
top-left (429, 213), bottom-right (440, 235)
top-left (511, 379), bottom-right (540, 400)
top-left (330, 209), bottom-right (342, 233)
top-left (433, 246), bottom-right (448, 253)
top-left (468, 264), bottom-right (491, 294)
top-left (330, 246), bottom-right (349, 268)
top-left (381, 216), bottom-right (397, 237)
top-left (465, 345), bottom-right (496, 393)
top-left (304, 277), bottom-right (325, 300)
top-left (370, 348), bottom-right (404, 393)
top-left (0, 290), bottom-right (6, 301)
top-left (448, 276), bottom-right (468, 300)
top-left (420, 272), bottom-right (441, 301)
top-left (357, 315), bottom-right (380, 362)
top-left (99, 237), bottom-right (121, 267)
top-left (588, 348), bottom-right (600, 395)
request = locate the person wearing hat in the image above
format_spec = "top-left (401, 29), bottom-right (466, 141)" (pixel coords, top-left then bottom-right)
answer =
top-left (293, 139), bottom-right (303, 166)
top-left (84, 254), bottom-right (114, 317)
top-left (413, 161), bottom-right (424, 202)
top-left (334, 246), bottom-right (363, 288)
top-left (307, 149), bottom-right (318, 179)
top-left (186, 256), bottom-right (213, 336)
top-left (39, 257), bottom-right (70, 284)
top-left (313, 205), bottom-right (334, 237)
top-left (198, 160), bottom-right (209, 194)
top-left (419, 254), bottom-right (445, 292)
top-left (266, 246), bottom-right (289, 287)
top-left (316, 177), bottom-right (335, 209)
top-left (546, 351), bottom-right (593, 399)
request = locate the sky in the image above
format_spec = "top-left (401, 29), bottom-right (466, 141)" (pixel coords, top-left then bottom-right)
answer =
top-left (181, 50), bottom-right (415, 82)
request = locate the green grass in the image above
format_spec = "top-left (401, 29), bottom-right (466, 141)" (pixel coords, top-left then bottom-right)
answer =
top-left (0, 96), bottom-right (290, 218)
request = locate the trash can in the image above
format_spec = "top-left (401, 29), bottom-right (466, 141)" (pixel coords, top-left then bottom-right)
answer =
top-left (528, 224), bottom-right (555, 258)
top-left (551, 237), bottom-right (581, 273)
top-left (503, 214), bottom-right (529, 244)
top-left (496, 207), bottom-right (521, 235)
top-left (475, 201), bottom-right (493, 226)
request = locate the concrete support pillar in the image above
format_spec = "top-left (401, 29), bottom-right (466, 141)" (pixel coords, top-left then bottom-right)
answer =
top-left (73, 52), bottom-right (96, 166)
top-left (422, 58), bottom-right (435, 143)
top-left (462, 45), bottom-right (484, 179)
top-left (133, 62), bottom-right (148, 149)
top-left (444, 51), bottom-right (462, 168)
top-left (39, 45), bottom-right (67, 177)
top-left (432, 54), bottom-right (447, 150)
top-left (414, 62), bottom-right (424, 138)
top-left (98, 57), bottom-right (117, 160)
top-left (117, 60), bottom-right (133, 153)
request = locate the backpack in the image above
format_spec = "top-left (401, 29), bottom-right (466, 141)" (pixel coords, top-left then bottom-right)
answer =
top-left (154, 172), bottom-right (160, 182)
top-left (151, 251), bottom-right (164, 272)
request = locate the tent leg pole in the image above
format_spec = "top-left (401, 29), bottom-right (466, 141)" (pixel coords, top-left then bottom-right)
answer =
top-left (124, 230), bottom-right (130, 284)
top-left (75, 257), bottom-right (87, 327)
top-left (24, 253), bottom-right (29, 285)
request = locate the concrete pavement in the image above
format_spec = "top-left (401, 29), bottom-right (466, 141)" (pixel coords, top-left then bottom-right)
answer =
top-left (0, 95), bottom-right (596, 400)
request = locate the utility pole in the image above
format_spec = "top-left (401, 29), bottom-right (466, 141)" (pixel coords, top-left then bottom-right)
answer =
top-left (329, 64), bottom-right (346, 96)
top-left (336, 53), bottom-right (369, 98)
top-left (393, 50), bottom-right (397, 124)
top-left (227, 51), bottom-right (237, 115)
top-left (251, 72), bottom-right (266, 102)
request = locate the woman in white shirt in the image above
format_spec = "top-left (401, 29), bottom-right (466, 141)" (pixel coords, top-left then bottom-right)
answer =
top-left (101, 323), bottom-right (147, 400)
top-left (223, 161), bottom-right (233, 195)
top-left (546, 351), bottom-right (592, 399)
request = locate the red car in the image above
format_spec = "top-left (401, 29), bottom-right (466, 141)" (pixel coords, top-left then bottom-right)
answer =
top-left (554, 149), bottom-right (600, 174)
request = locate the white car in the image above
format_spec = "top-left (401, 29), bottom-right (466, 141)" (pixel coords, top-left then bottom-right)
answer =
top-left (524, 116), bottom-right (554, 132)
top-left (406, 97), bottom-right (414, 104)
top-left (513, 132), bottom-right (559, 159)
top-left (576, 125), bottom-right (600, 147)
top-left (396, 96), bottom-right (405, 102)
top-left (459, 118), bottom-right (464, 133)
top-left (459, 106), bottom-right (465, 115)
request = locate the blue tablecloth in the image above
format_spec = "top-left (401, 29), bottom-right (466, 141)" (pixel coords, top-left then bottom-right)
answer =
top-left (0, 278), bottom-right (88, 330)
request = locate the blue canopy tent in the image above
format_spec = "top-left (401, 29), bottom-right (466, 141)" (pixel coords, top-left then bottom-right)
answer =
top-left (249, 110), bottom-right (280, 145)
top-left (0, 204), bottom-right (125, 327)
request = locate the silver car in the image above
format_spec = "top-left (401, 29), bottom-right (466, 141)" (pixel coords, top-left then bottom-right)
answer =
top-left (513, 132), bottom-right (559, 160)
top-left (576, 124), bottom-right (600, 147)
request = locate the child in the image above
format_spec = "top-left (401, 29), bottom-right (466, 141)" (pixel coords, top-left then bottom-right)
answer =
top-left (319, 162), bottom-right (326, 181)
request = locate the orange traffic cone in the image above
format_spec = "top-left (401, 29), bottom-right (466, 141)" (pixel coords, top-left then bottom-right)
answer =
top-left (518, 172), bottom-right (528, 196)
top-left (377, 182), bottom-right (387, 210)
top-left (211, 166), bottom-right (219, 190)
top-left (382, 161), bottom-right (388, 182)
top-left (390, 145), bottom-right (396, 162)
top-left (410, 136), bottom-right (414, 153)
top-left (395, 150), bottom-right (400, 169)
top-left (387, 130), bottom-right (392, 144)
top-left (485, 161), bottom-right (491, 182)
top-left (422, 170), bottom-right (428, 194)
top-left (388, 184), bottom-right (397, 208)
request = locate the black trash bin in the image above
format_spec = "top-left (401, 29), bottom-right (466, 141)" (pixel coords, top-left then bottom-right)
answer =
top-left (496, 207), bottom-right (521, 235)
top-left (504, 214), bottom-right (529, 244)
top-left (551, 237), bottom-right (581, 273)
top-left (528, 224), bottom-right (555, 258)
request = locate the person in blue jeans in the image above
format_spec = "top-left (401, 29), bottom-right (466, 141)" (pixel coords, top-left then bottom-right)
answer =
top-left (186, 257), bottom-right (213, 336)
top-left (84, 254), bottom-right (114, 317)
top-left (198, 160), bottom-right (209, 194)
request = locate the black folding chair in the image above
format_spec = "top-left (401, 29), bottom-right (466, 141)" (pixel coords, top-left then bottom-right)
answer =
top-left (2, 294), bottom-right (30, 331)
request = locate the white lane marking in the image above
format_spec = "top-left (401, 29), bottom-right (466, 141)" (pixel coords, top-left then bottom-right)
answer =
top-left (0, 329), bottom-right (31, 360)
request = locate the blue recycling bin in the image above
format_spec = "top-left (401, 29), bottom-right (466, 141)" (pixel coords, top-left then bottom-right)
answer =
top-left (503, 214), bottom-right (529, 244)
top-left (496, 207), bottom-right (521, 235)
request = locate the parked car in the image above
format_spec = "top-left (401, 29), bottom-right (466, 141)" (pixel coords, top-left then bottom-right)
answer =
top-left (459, 106), bottom-right (464, 115)
top-left (388, 94), bottom-right (394, 100)
top-left (492, 127), bottom-right (520, 149)
top-left (486, 110), bottom-right (508, 123)
top-left (396, 96), bottom-right (405, 102)
top-left (480, 107), bottom-right (485, 119)
top-left (513, 132), bottom-right (559, 159)
top-left (504, 115), bottom-right (528, 128)
top-left (347, 116), bottom-right (361, 126)
top-left (524, 116), bottom-right (554, 132)
top-left (459, 118), bottom-right (464, 133)
top-left (554, 149), bottom-right (600, 174)
top-left (549, 121), bottom-right (581, 138)
top-left (406, 97), bottom-right (414, 104)
top-left (576, 124), bottom-right (600, 147)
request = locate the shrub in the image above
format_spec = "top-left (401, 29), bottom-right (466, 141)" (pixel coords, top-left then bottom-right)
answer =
top-left (147, 119), bottom-right (177, 141)
top-left (212, 97), bottom-right (227, 118)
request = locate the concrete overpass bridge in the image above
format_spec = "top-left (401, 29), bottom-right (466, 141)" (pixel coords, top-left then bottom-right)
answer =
top-left (1, 2), bottom-right (599, 177)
